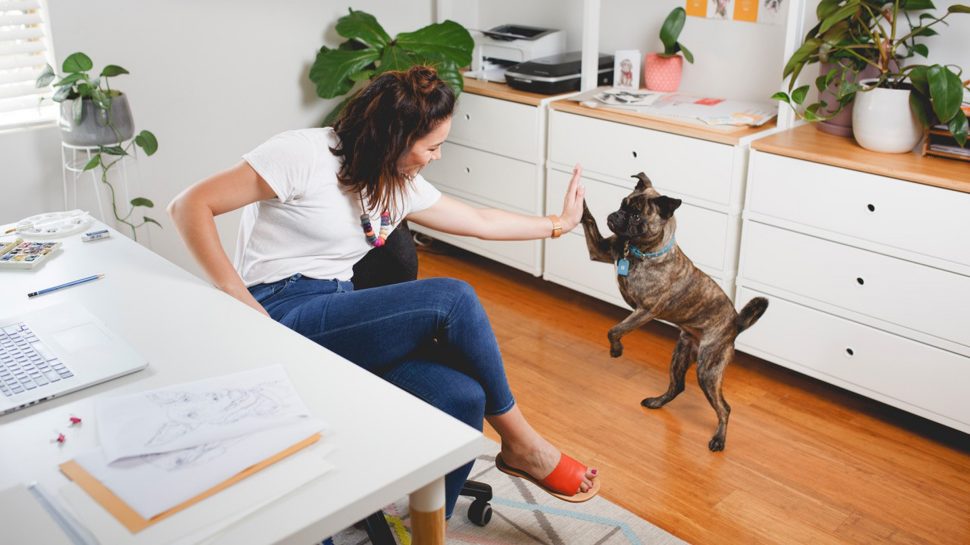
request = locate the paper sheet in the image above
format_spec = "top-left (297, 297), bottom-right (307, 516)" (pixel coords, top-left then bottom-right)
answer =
top-left (60, 445), bottom-right (335, 545)
top-left (96, 365), bottom-right (311, 462)
top-left (76, 418), bottom-right (326, 519)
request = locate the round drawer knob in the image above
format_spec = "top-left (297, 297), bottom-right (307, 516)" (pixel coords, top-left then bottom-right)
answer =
top-left (465, 167), bottom-right (471, 174)
top-left (465, 113), bottom-right (471, 121)
top-left (846, 348), bottom-right (855, 357)
top-left (867, 204), bottom-right (876, 212)
top-left (632, 150), bottom-right (638, 158)
top-left (856, 277), bottom-right (865, 285)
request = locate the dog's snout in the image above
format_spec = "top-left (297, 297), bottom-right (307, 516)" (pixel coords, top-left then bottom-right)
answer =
top-left (607, 211), bottom-right (624, 233)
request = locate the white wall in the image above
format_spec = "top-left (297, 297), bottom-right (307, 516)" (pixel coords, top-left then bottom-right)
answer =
top-left (1, 0), bottom-right (433, 277)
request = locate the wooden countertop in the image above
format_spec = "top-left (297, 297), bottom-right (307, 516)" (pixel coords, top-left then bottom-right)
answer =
top-left (461, 77), bottom-right (550, 106)
top-left (753, 124), bottom-right (970, 193)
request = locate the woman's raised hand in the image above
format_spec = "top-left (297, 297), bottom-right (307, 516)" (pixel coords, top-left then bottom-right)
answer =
top-left (560, 164), bottom-right (585, 233)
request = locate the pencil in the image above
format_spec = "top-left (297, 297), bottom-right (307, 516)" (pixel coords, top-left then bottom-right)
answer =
top-left (27, 274), bottom-right (105, 298)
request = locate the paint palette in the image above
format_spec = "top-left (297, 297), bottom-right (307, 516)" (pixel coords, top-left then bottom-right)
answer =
top-left (0, 238), bottom-right (61, 269)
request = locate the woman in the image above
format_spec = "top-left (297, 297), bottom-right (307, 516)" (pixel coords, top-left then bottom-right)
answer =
top-left (168, 66), bottom-right (599, 517)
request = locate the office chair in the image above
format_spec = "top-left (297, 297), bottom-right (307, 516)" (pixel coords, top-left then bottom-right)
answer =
top-left (351, 222), bottom-right (494, 544)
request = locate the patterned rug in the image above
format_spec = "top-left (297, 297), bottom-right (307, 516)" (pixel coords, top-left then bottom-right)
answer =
top-left (330, 442), bottom-right (686, 545)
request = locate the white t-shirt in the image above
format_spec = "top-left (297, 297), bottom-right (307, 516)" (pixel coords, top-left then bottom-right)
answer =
top-left (233, 128), bottom-right (441, 286)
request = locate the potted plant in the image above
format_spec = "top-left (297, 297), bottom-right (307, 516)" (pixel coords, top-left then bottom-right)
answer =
top-left (775, 0), bottom-right (969, 153)
top-left (644, 7), bottom-right (694, 92)
top-left (36, 52), bottom-right (160, 240)
top-left (309, 9), bottom-right (474, 125)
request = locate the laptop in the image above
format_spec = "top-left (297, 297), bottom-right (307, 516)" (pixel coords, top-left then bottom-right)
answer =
top-left (0, 302), bottom-right (147, 415)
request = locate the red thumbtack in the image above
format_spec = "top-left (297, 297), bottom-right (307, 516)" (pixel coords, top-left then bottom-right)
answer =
top-left (53, 432), bottom-right (66, 445)
top-left (69, 415), bottom-right (82, 426)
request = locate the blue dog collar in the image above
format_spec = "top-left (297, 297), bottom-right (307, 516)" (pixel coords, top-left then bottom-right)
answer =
top-left (627, 236), bottom-right (676, 259)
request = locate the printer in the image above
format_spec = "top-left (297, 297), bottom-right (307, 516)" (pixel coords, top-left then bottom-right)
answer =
top-left (504, 52), bottom-right (614, 94)
top-left (470, 24), bottom-right (566, 81)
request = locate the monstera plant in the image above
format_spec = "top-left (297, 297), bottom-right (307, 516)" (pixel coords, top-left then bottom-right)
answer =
top-left (310, 9), bottom-right (475, 125)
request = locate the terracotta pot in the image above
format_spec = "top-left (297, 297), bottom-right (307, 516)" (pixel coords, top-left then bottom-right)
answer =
top-left (817, 62), bottom-right (882, 137)
top-left (644, 53), bottom-right (683, 92)
top-left (852, 80), bottom-right (923, 153)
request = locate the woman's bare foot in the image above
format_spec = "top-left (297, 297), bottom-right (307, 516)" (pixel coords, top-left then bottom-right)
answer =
top-left (487, 405), bottom-right (597, 495)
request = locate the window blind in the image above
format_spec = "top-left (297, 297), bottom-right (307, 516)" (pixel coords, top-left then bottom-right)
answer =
top-left (0, 0), bottom-right (56, 128)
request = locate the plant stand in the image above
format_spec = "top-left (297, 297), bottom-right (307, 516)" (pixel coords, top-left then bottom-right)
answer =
top-left (60, 141), bottom-right (134, 225)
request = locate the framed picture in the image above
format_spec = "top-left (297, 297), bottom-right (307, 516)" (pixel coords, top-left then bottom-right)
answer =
top-left (613, 50), bottom-right (641, 90)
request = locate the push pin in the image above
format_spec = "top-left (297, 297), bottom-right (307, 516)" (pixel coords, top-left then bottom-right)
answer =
top-left (69, 415), bottom-right (82, 426)
top-left (52, 432), bottom-right (66, 445)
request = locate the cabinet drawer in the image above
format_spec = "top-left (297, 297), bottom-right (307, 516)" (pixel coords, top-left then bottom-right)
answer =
top-left (747, 151), bottom-right (970, 269)
top-left (423, 143), bottom-right (539, 213)
top-left (448, 93), bottom-right (538, 162)
top-left (740, 221), bottom-right (970, 348)
top-left (544, 229), bottom-right (727, 309)
top-left (547, 168), bottom-right (731, 272)
top-left (548, 111), bottom-right (735, 206)
top-left (736, 287), bottom-right (970, 429)
top-left (411, 192), bottom-right (541, 275)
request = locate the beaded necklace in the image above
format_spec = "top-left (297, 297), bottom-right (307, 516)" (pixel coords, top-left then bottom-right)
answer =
top-left (358, 192), bottom-right (391, 247)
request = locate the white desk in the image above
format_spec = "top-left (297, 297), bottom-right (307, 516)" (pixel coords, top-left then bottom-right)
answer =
top-left (0, 223), bottom-right (485, 544)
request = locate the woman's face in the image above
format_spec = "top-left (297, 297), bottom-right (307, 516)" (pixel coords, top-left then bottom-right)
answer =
top-left (398, 117), bottom-right (452, 178)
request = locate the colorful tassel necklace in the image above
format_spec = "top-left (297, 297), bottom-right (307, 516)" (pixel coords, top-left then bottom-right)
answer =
top-left (359, 193), bottom-right (391, 247)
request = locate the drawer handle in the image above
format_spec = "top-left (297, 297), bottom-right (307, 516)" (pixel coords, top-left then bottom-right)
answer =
top-left (465, 167), bottom-right (471, 174)
top-left (856, 277), bottom-right (865, 285)
top-left (632, 150), bottom-right (638, 159)
top-left (465, 113), bottom-right (471, 121)
top-left (867, 203), bottom-right (875, 212)
top-left (845, 348), bottom-right (855, 357)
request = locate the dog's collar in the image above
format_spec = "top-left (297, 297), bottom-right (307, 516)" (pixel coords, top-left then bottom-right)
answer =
top-left (625, 236), bottom-right (676, 260)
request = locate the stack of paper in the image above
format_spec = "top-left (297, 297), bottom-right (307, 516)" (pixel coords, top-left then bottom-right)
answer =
top-left (65, 366), bottom-right (329, 523)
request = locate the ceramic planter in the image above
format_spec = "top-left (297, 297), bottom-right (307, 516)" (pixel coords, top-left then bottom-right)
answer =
top-left (852, 80), bottom-right (923, 153)
top-left (59, 93), bottom-right (135, 146)
top-left (644, 53), bottom-right (683, 92)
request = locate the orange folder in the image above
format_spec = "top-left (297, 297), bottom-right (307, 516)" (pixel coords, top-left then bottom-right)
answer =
top-left (60, 433), bottom-right (321, 533)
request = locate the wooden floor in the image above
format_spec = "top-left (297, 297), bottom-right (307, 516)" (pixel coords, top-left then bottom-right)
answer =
top-left (417, 244), bottom-right (970, 545)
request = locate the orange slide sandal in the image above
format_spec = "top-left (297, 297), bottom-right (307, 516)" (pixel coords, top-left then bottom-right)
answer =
top-left (495, 452), bottom-right (601, 503)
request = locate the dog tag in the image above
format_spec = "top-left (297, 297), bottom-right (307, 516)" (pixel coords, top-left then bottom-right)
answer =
top-left (617, 258), bottom-right (630, 277)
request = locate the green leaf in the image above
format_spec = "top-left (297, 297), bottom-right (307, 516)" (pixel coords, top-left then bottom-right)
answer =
top-left (83, 155), bottom-right (101, 171)
top-left (54, 73), bottom-right (86, 87)
top-left (771, 92), bottom-right (791, 104)
top-left (62, 52), bottom-right (93, 73)
top-left (395, 20), bottom-right (474, 67)
top-left (815, 73), bottom-right (829, 93)
top-left (947, 4), bottom-right (970, 13)
top-left (35, 64), bottom-right (55, 87)
top-left (101, 145), bottom-right (127, 156)
top-left (348, 69), bottom-right (375, 82)
top-left (900, 0), bottom-right (935, 10)
top-left (948, 110), bottom-right (968, 147)
top-left (909, 91), bottom-right (932, 127)
top-left (426, 59), bottom-right (463, 94)
top-left (335, 9), bottom-right (391, 49)
top-left (72, 95), bottom-right (83, 123)
top-left (376, 43), bottom-right (420, 74)
top-left (679, 43), bottom-right (694, 64)
top-left (908, 65), bottom-right (930, 95)
top-left (660, 7), bottom-right (687, 53)
top-left (912, 26), bottom-right (939, 37)
top-left (134, 130), bottom-right (159, 156)
top-left (308, 46), bottom-right (381, 98)
top-left (52, 85), bottom-right (73, 102)
top-left (816, 0), bottom-right (842, 20)
top-left (100, 65), bottom-right (129, 77)
top-left (130, 197), bottom-right (154, 208)
top-left (927, 64), bottom-right (963, 122)
top-left (90, 88), bottom-right (111, 110)
top-left (792, 85), bottom-right (810, 105)
top-left (819, 0), bottom-right (861, 35)
top-left (912, 44), bottom-right (929, 58)
top-left (783, 39), bottom-right (821, 80)
top-left (142, 216), bottom-right (162, 227)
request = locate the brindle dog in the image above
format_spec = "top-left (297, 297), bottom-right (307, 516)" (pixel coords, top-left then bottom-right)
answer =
top-left (581, 172), bottom-right (768, 451)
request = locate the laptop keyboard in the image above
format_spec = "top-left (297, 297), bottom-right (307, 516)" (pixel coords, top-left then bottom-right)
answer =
top-left (0, 322), bottom-right (74, 397)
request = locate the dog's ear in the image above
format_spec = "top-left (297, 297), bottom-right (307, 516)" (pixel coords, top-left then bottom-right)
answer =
top-left (649, 196), bottom-right (682, 219)
top-left (631, 172), bottom-right (652, 191)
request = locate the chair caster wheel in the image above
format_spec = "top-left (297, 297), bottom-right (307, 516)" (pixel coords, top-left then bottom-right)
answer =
top-left (467, 499), bottom-right (492, 526)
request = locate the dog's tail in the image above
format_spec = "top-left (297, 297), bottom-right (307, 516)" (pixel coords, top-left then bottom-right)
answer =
top-left (736, 297), bottom-right (769, 333)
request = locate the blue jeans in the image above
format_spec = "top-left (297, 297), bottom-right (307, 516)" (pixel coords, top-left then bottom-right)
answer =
top-left (249, 275), bottom-right (515, 518)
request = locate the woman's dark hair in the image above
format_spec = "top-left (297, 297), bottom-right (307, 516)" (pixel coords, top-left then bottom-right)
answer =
top-left (331, 65), bottom-right (456, 215)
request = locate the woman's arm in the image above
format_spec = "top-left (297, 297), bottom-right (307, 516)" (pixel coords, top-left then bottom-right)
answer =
top-left (167, 161), bottom-right (277, 316)
top-left (408, 165), bottom-right (585, 241)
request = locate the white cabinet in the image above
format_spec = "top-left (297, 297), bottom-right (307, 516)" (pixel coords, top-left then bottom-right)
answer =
top-left (543, 107), bottom-right (754, 307)
top-left (737, 144), bottom-right (970, 434)
top-left (415, 85), bottom-right (546, 276)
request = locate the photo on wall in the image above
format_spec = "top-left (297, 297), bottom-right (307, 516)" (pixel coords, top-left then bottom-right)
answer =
top-left (613, 50), bottom-right (641, 90)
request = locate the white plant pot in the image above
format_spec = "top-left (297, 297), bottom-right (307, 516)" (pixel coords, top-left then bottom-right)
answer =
top-left (851, 80), bottom-right (923, 153)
